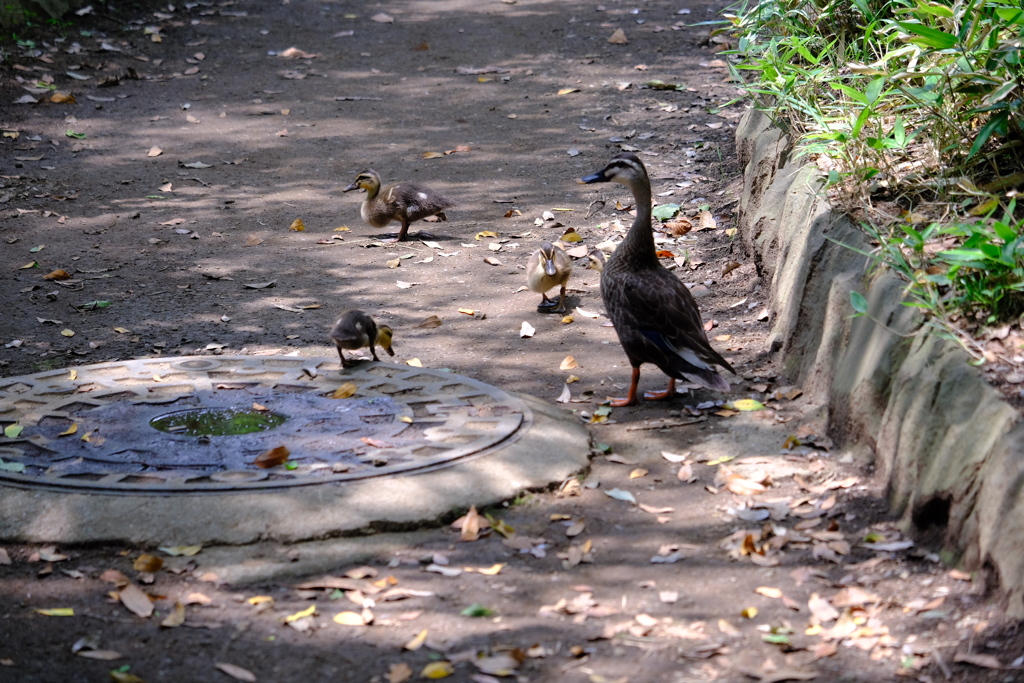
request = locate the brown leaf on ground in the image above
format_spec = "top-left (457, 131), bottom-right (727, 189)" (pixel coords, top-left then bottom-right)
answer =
top-left (953, 652), bottom-right (1004, 669)
top-left (695, 210), bottom-right (717, 231)
top-left (100, 569), bottom-right (130, 586)
top-left (811, 641), bottom-right (838, 659)
top-left (830, 586), bottom-right (880, 607)
top-left (252, 445), bottom-right (290, 468)
top-left (118, 583), bottom-right (154, 618)
top-left (389, 661), bottom-right (414, 682)
top-left (160, 601), bottom-right (185, 628)
top-left (459, 505), bottom-right (485, 542)
top-left (608, 28), bottom-right (628, 44)
top-left (133, 554), bottom-right (163, 572)
top-left (666, 219), bottom-right (692, 235)
top-left (807, 592), bottom-right (839, 624)
top-left (344, 566), bottom-right (378, 580)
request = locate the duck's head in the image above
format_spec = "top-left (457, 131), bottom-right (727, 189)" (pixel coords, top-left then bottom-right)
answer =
top-left (343, 170), bottom-right (381, 194)
top-left (580, 153), bottom-right (648, 188)
top-left (586, 248), bottom-right (606, 272)
top-left (536, 241), bottom-right (560, 276)
top-left (376, 325), bottom-right (395, 356)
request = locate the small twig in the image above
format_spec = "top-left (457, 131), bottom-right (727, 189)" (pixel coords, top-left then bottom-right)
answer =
top-left (930, 647), bottom-right (952, 680)
top-left (626, 416), bottom-right (707, 431)
top-left (585, 199), bottom-right (606, 219)
top-left (93, 12), bottom-right (132, 27)
top-left (81, 610), bottom-right (138, 624)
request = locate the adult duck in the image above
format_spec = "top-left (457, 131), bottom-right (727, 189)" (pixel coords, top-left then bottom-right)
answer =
top-left (580, 153), bottom-right (734, 406)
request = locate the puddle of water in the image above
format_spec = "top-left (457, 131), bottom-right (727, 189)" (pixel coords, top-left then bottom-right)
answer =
top-left (150, 408), bottom-right (287, 437)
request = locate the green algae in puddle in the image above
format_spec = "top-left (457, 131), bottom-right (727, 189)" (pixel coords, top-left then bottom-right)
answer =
top-left (150, 408), bottom-right (286, 436)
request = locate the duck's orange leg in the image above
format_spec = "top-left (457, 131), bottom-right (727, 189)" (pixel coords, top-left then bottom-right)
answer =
top-left (606, 367), bottom-right (640, 407)
top-left (643, 377), bottom-right (676, 401)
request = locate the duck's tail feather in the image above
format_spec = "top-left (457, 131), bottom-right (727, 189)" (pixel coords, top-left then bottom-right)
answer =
top-left (682, 368), bottom-right (731, 393)
top-left (640, 329), bottom-right (733, 392)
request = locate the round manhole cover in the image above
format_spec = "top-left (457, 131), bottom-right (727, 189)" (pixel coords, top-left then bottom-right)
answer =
top-left (0, 356), bottom-right (532, 494)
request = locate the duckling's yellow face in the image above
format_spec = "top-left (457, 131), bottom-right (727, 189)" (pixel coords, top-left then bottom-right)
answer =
top-left (376, 325), bottom-right (395, 355)
top-left (343, 171), bottom-right (380, 194)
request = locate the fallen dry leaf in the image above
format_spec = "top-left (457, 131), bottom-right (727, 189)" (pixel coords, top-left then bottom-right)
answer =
top-left (460, 505), bottom-right (484, 542)
top-left (953, 652), bottom-right (1004, 669)
top-left (252, 445), bottom-right (290, 468)
top-left (279, 46), bottom-right (318, 58)
top-left (696, 210), bottom-right (717, 231)
top-left (214, 662), bottom-right (257, 682)
top-left (160, 601), bottom-right (186, 628)
top-left (133, 554), bottom-right (163, 572)
top-left (608, 28), bottom-right (628, 44)
top-left (109, 673), bottom-right (146, 683)
top-left (388, 662), bottom-right (414, 683)
top-left (119, 583), bottom-right (154, 618)
top-left (421, 661), bottom-right (454, 679)
top-left (76, 649), bottom-right (123, 660)
top-left (404, 629), bottom-right (428, 650)
top-left (289, 218), bottom-right (306, 232)
top-left (333, 611), bottom-right (367, 626)
top-left (332, 383), bottom-right (358, 399)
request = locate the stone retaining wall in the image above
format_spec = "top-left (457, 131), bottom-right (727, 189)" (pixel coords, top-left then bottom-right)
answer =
top-left (735, 108), bottom-right (1024, 616)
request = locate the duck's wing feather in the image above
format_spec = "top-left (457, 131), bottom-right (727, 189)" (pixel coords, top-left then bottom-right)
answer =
top-left (602, 267), bottom-right (733, 390)
top-left (388, 183), bottom-right (456, 221)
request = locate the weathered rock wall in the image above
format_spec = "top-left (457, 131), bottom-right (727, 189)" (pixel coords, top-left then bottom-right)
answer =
top-left (736, 108), bottom-right (1024, 616)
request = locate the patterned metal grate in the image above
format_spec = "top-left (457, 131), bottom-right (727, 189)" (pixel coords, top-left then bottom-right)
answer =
top-left (0, 356), bottom-right (531, 494)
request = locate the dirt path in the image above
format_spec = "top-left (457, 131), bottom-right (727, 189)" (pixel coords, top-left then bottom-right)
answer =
top-left (1, 0), bottom-right (1021, 680)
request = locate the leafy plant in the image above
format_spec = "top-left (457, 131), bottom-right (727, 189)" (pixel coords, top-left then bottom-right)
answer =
top-left (725, 0), bottom-right (1024, 349)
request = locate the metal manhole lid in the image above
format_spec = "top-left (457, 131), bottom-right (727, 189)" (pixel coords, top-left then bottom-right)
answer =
top-left (0, 356), bottom-right (532, 494)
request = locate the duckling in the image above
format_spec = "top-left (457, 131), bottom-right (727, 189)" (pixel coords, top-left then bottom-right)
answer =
top-left (527, 241), bottom-right (572, 313)
top-left (343, 169), bottom-right (455, 242)
top-left (330, 309), bottom-right (395, 368)
top-left (580, 153), bottom-right (734, 406)
top-left (586, 247), bottom-right (606, 273)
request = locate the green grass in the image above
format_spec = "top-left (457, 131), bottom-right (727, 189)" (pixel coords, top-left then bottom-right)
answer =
top-left (722, 0), bottom-right (1024, 344)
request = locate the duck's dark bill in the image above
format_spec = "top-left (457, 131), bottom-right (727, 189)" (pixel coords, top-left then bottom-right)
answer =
top-left (342, 183), bottom-right (360, 192)
top-left (580, 171), bottom-right (609, 184)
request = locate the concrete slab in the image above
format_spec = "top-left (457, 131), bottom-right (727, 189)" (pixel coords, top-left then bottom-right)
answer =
top-left (0, 358), bottom-right (591, 545)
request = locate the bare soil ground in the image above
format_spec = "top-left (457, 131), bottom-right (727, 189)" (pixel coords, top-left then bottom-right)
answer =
top-left (1, 0), bottom-right (1023, 681)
